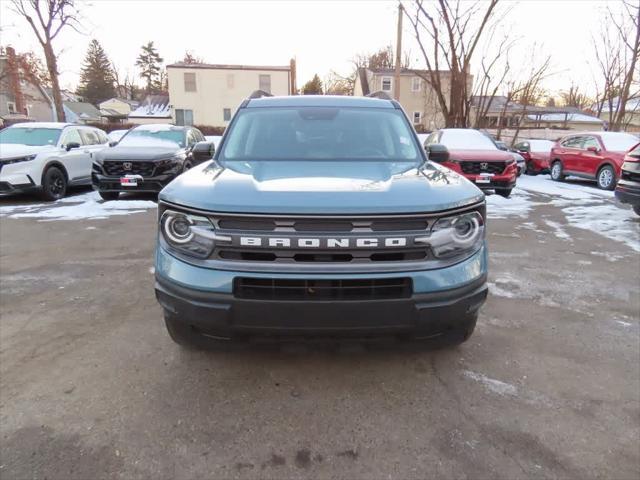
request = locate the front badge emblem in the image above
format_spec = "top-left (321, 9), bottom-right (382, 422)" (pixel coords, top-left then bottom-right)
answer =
top-left (480, 162), bottom-right (488, 170)
top-left (123, 162), bottom-right (132, 171)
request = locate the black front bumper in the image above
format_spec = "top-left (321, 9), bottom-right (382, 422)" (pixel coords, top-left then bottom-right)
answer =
top-left (0, 180), bottom-right (38, 196)
top-left (615, 180), bottom-right (640, 206)
top-left (91, 172), bottom-right (176, 193)
top-left (477, 179), bottom-right (517, 191)
top-left (155, 275), bottom-right (488, 340)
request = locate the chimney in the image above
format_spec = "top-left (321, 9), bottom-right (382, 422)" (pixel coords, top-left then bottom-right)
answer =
top-left (6, 47), bottom-right (26, 116)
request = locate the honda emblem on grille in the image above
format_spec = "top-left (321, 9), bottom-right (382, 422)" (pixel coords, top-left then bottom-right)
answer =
top-left (123, 162), bottom-right (132, 171)
top-left (480, 162), bottom-right (489, 170)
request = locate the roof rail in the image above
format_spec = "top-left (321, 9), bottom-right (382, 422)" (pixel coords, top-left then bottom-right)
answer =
top-left (366, 91), bottom-right (393, 100)
top-left (248, 90), bottom-right (273, 99)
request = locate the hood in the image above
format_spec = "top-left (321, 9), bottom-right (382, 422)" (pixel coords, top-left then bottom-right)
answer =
top-left (0, 143), bottom-right (56, 159)
top-left (95, 145), bottom-right (183, 162)
top-left (160, 160), bottom-right (485, 215)
top-left (447, 149), bottom-right (514, 162)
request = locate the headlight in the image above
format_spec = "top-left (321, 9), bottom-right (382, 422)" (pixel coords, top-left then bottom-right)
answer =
top-left (1, 154), bottom-right (37, 165)
top-left (425, 211), bottom-right (485, 258)
top-left (160, 210), bottom-right (216, 258)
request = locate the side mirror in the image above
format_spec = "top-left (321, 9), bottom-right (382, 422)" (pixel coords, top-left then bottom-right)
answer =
top-left (109, 141), bottom-right (118, 147)
top-left (517, 146), bottom-right (530, 153)
top-left (66, 142), bottom-right (81, 151)
top-left (192, 141), bottom-right (215, 162)
top-left (426, 143), bottom-right (449, 163)
top-left (587, 146), bottom-right (600, 153)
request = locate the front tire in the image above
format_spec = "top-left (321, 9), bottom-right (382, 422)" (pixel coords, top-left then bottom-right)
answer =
top-left (550, 161), bottom-right (565, 182)
top-left (496, 188), bottom-right (512, 198)
top-left (597, 165), bottom-right (616, 190)
top-left (99, 191), bottom-right (119, 201)
top-left (526, 162), bottom-right (538, 175)
top-left (40, 166), bottom-right (67, 201)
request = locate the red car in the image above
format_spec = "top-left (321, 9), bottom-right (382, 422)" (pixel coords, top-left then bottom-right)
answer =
top-left (549, 132), bottom-right (640, 190)
top-left (615, 143), bottom-right (640, 215)
top-left (513, 139), bottom-right (555, 175)
top-left (425, 128), bottom-right (517, 197)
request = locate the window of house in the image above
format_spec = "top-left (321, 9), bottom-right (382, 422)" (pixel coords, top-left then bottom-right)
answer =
top-left (223, 108), bottom-right (232, 121)
top-left (382, 77), bottom-right (392, 92)
top-left (7, 102), bottom-right (16, 114)
top-left (411, 77), bottom-right (421, 92)
top-left (259, 74), bottom-right (271, 93)
top-left (227, 74), bottom-right (235, 89)
top-left (413, 112), bottom-right (422, 125)
top-left (175, 109), bottom-right (194, 126)
top-left (184, 72), bottom-right (197, 92)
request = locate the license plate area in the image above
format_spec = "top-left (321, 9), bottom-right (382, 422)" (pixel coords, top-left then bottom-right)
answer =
top-left (120, 174), bottom-right (143, 186)
top-left (476, 174), bottom-right (494, 184)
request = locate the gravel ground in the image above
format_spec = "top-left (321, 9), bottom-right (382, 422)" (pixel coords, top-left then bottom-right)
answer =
top-left (0, 180), bottom-right (638, 480)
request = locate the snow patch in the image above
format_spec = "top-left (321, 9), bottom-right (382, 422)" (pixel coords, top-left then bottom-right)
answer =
top-left (564, 204), bottom-right (640, 252)
top-left (544, 220), bottom-right (571, 240)
top-left (486, 190), bottom-right (536, 219)
top-left (463, 371), bottom-right (518, 397)
top-left (1, 191), bottom-right (156, 221)
top-left (616, 320), bottom-right (632, 327)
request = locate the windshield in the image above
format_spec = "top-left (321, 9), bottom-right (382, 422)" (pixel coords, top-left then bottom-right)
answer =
top-left (439, 130), bottom-right (498, 150)
top-left (600, 133), bottom-right (639, 152)
top-left (118, 129), bottom-right (185, 148)
top-left (0, 127), bottom-right (61, 146)
top-left (220, 107), bottom-right (420, 162)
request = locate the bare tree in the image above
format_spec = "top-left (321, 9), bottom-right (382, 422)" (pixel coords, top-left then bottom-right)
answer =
top-left (10, 0), bottom-right (81, 122)
top-left (560, 83), bottom-right (592, 110)
top-left (593, 0), bottom-right (640, 131)
top-left (404, 0), bottom-right (501, 127)
top-left (324, 71), bottom-right (352, 95)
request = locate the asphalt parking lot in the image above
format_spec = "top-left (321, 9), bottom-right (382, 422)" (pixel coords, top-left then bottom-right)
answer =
top-left (1, 178), bottom-right (639, 479)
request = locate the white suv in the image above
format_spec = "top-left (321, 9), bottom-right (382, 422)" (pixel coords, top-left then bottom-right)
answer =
top-left (0, 122), bottom-right (109, 200)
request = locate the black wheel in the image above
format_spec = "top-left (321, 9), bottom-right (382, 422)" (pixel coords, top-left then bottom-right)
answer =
top-left (496, 188), bottom-right (512, 198)
top-left (550, 160), bottom-right (565, 182)
top-left (597, 165), bottom-right (616, 190)
top-left (40, 166), bottom-right (67, 201)
top-left (99, 191), bottom-right (119, 201)
top-left (633, 205), bottom-right (640, 216)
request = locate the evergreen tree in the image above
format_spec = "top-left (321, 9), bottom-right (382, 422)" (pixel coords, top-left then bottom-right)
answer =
top-left (301, 74), bottom-right (323, 95)
top-left (76, 39), bottom-right (115, 105)
top-left (136, 41), bottom-right (164, 94)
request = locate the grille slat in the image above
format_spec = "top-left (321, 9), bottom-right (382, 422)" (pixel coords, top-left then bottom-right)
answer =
top-left (460, 161), bottom-right (506, 175)
top-left (234, 277), bottom-right (412, 301)
top-left (214, 216), bottom-right (431, 233)
top-left (103, 161), bottom-right (155, 177)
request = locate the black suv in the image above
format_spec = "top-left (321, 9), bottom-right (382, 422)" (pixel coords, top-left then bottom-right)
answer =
top-left (91, 124), bottom-right (215, 200)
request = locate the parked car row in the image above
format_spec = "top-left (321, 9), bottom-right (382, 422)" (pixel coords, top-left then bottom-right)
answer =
top-left (0, 122), bottom-right (216, 200)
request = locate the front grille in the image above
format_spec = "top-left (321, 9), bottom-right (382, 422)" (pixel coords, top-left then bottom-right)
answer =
top-left (460, 161), bottom-right (506, 175)
top-left (103, 161), bottom-right (155, 177)
top-left (217, 249), bottom-right (428, 263)
top-left (215, 217), bottom-right (429, 232)
top-left (621, 170), bottom-right (640, 183)
top-left (234, 277), bottom-right (412, 301)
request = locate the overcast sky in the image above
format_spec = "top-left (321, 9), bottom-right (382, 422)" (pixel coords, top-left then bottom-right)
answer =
top-left (0, 0), bottom-right (625, 96)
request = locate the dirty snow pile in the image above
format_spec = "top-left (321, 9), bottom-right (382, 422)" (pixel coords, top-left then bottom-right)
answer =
top-left (0, 191), bottom-right (157, 221)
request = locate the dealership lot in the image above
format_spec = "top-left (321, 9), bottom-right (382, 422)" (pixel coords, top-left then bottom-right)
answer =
top-left (0, 178), bottom-right (638, 479)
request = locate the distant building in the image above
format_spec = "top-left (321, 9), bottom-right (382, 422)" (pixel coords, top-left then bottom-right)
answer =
top-left (63, 101), bottom-right (102, 124)
top-left (596, 96), bottom-right (640, 131)
top-left (0, 46), bottom-right (55, 124)
top-left (166, 61), bottom-right (295, 127)
top-left (354, 67), bottom-right (472, 131)
top-left (471, 96), bottom-right (604, 130)
top-left (99, 97), bottom-right (140, 123)
top-left (128, 95), bottom-right (172, 124)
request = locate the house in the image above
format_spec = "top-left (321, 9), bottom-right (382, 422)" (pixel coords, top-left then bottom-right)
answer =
top-left (99, 97), bottom-right (140, 123)
top-left (63, 101), bottom-right (102, 124)
top-left (128, 95), bottom-right (172, 124)
top-left (0, 46), bottom-right (55, 124)
top-left (354, 67), bottom-right (472, 130)
top-left (166, 61), bottom-right (295, 127)
top-left (596, 96), bottom-right (640, 131)
top-left (471, 96), bottom-right (603, 130)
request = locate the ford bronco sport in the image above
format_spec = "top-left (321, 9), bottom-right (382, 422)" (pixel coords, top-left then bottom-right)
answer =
top-left (154, 93), bottom-right (488, 348)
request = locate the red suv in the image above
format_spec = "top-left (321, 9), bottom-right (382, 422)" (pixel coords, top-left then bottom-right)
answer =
top-left (549, 132), bottom-right (639, 190)
top-left (615, 143), bottom-right (640, 215)
top-left (513, 139), bottom-right (555, 175)
top-left (425, 128), bottom-right (517, 197)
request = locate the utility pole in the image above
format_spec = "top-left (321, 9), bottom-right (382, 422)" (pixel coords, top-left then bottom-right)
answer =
top-left (394, 2), bottom-right (403, 101)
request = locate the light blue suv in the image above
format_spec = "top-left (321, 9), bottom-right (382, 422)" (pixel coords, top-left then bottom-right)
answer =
top-left (155, 93), bottom-right (488, 348)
